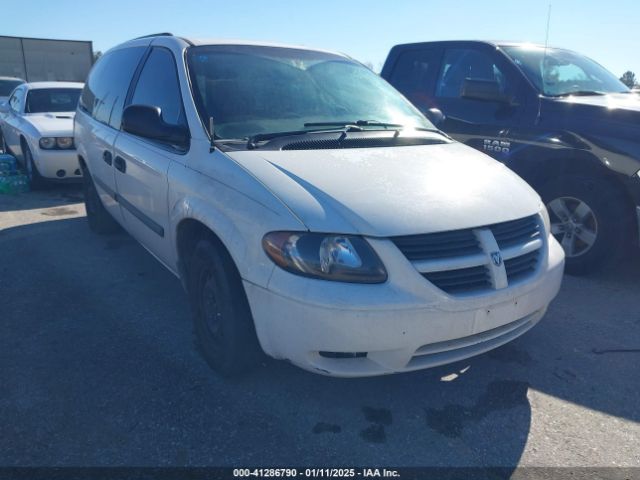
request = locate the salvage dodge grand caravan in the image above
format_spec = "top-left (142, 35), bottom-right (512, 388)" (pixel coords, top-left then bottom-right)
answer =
top-left (74, 34), bottom-right (564, 377)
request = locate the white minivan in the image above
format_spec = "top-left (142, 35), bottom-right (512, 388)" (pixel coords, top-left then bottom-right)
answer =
top-left (74, 34), bottom-right (564, 377)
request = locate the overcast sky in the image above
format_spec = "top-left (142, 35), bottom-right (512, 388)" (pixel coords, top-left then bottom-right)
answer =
top-left (4, 0), bottom-right (639, 78)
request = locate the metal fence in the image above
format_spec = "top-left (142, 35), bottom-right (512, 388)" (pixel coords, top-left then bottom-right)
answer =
top-left (0, 36), bottom-right (93, 82)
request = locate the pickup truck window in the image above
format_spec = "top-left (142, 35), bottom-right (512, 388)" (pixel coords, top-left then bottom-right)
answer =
top-left (388, 49), bottom-right (439, 109)
top-left (502, 46), bottom-right (630, 97)
top-left (436, 49), bottom-right (509, 98)
top-left (186, 45), bottom-right (431, 140)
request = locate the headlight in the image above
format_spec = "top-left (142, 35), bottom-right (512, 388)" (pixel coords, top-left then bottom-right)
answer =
top-left (39, 137), bottom-right (74, 150)
top-left (56, 137), bottom-right (74, 149)
top-left (39, 137), bottom-right (56, 149)
top-left (262, 232), bottom-right (387, 283)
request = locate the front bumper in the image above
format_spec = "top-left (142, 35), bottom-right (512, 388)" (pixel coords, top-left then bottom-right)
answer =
top-left (244, 235), bottom-right (565, 377)
top-left (33, 148), bottom-right (82, 180)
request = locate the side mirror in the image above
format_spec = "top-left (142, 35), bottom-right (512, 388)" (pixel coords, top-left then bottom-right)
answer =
top-left (461, 78), bottom-right (512, 104)
top-left (424, 107), bottom-right (445, 127)
top-left (121, 104), bottom-right (189, 147)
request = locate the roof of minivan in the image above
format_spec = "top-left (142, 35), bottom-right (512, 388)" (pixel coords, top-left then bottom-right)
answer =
top-left (183, 37), bottom-right (346, 56)
top-left (25, 81), bottom-right (84, 90)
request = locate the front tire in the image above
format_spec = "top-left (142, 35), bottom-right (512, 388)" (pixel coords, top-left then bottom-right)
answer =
top-left (82, 168), bottom-right (120, 234)
top-left (540, 174), bottom-right (628, 275)
top-left (23, 142), bottom-right (46, 190)
top-left (188, 238), bottom-right (262, 376)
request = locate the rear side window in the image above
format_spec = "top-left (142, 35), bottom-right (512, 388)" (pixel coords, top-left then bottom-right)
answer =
top-left (79, 46), bottom-right (146, 129)
top-left (129, 48), bottom-right (185, 127)
top-left (388, 49), bottom-right (440, 109)
top-left (436, 48), bottom-right (510, 98)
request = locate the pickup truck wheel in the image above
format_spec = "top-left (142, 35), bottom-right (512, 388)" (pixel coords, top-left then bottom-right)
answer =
top-left (82, 169), bottom-right (120, 234)
top-left (189, 238), bottom-right (262, 376)
top-left (540, 175), bottom-right (627, 275)
top-left (23, 143), bottom-right (46, 190)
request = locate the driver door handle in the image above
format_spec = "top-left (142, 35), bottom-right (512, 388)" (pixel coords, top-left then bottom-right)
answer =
top-left (114, 156), bottom-right (126, 173)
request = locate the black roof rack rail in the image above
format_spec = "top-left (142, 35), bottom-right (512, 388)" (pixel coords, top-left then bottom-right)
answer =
top-left (133, 32), bottom-right (173, 40)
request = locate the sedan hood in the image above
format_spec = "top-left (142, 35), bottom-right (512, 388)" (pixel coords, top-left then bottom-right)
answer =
top-left (25, 112), bottom-right (75, 136)
top-left (227, 142), bottom-right (541, 237)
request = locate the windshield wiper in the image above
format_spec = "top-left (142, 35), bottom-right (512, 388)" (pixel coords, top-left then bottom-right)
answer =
top-left (550, 90), bottom-right (606, 98)
top-left (246, 121), bottom-right (443, 150)
top-left (304, 120), bottom-right (441, 135)
top-left (246, 127), bottom-right (364, 150)
top-left (304, 120), bottom-right (404, 129)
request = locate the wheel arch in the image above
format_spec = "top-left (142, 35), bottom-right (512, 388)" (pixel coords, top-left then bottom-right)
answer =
top-left (174, 215), bottom-right (246, 293)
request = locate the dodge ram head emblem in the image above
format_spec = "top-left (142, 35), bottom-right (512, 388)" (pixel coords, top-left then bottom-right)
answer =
top-left (491, 251), bottom-right (503, 267)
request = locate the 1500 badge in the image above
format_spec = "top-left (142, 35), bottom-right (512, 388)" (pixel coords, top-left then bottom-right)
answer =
top-left (483, 139), bottom-right (511, 154)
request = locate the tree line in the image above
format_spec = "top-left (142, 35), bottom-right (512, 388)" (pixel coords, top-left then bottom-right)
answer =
top-left (620, 71), bottom-right (637, 89)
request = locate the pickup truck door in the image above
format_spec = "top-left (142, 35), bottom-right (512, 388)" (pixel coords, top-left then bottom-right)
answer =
top-left (433, 46), bottom-right (525, 162)
top-left (113, 47), bottom-right (187, 267)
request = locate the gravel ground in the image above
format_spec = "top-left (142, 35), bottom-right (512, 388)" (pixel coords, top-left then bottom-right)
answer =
top-left (1, 186), bottom-right (639, 469)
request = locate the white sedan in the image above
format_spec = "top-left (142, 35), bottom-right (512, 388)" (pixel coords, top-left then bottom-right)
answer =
top-left (0, 81), bottom-right (83, 188)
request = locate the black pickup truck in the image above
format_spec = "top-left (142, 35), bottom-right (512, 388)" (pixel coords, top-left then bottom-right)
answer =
top-left (381, 41), bottom-right (640, 274)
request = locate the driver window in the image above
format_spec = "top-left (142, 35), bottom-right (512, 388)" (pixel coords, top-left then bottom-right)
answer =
top-left (9, 91), bottom-right (21, 112)
top-left (436, 49), bottom-right (510, 98)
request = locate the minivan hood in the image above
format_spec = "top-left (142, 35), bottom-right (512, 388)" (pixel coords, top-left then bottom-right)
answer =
top-left (227, 143), bottom-right (541, 237)
top-left (25, 112), bottom-right (75, 136)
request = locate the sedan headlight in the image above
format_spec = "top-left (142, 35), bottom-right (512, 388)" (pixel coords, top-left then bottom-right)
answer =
top-left (39, 137), bottom-right (56, 149)
top-left (262, 232), bottom-right (387, 283)
top-left (39, 137), bottom-right (74, 150)
top-left (56, 137), bottom-right (74, 149)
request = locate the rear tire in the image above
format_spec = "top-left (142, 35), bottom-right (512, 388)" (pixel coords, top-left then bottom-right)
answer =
top-left (540, 174), bottom-right (629, 275)
top-left (82, 167), bottom-right (120, 234)
top-left (188, 238), bottom-right (262, 376)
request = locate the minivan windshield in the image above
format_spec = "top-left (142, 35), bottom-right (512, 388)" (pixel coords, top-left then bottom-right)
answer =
top-left (503, 46), bottom-right (630, 97)
top-left (25, 88), bottom-right (82, 113)
top-left (186, 45), bottom-right (433, 140)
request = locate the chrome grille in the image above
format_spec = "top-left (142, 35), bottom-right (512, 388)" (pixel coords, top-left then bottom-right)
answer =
top-left (392, 215), bottom-right (543, 295)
